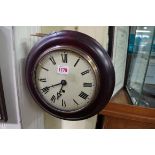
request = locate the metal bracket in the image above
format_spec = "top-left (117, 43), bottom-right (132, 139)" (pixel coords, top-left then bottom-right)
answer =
top-left (31, 33), bottom-right (48, 37)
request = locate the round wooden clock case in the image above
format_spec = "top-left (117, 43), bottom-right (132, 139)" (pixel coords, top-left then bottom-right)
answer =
top-left (25, 30), bottom-right (115, 120)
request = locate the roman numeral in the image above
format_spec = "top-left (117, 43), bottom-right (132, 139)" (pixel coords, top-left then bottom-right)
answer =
top-left (62, 99), bottom-right (66, 107)
top-left (51, 95), bottom-right (56, 103)
top-left (83, 83), bottom-right (92, 87)
top-left (49, 56), bottom-right (56, 65)
top-left (38, 78), bottom-right (46, 82)
top-left (81, 69), bottom-right (89, 75)
top-left (41, 66), bottom-right (49, 71)
top-left (61, 53), bottom-right (67, 63)
top-left (41, 86), bottom-right (49, 94)
top-left (57, 91), bottom-right (62, 99)
top-left (73, 99), bottom-right (79, 105)
top-left (79, 91), bottom-right (89, 100)
top-left (74, 58), bottom-right (80, 67)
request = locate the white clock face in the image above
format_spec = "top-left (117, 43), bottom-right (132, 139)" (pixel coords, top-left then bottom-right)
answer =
top-left (33, 47), bottom-right (99, 112)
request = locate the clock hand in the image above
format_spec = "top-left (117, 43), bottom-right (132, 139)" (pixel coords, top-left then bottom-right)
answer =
top-left (60, 80), bottom-right (67, 93)
top-left (57, 87), bottom-right (64, 99)
top-left (57, 80), bottom-right (67, 99)
top-left (41, 80), bottom-right (67, 94)
top-left (49, 80), bottom-right (67, 88)
top-left (49, 82), bottom-right (62, 88)
top-left (60, 84), bottom-right (65, 93)
top-left (41, 82), bottom-right (62, 94)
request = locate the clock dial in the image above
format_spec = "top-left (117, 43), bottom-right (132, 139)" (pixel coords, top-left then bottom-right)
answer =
top-left (33, 48), bottom-right (99, 112)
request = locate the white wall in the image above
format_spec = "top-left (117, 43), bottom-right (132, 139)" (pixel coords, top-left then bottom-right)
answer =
top-left (13, 26), bottom-right (44, 128)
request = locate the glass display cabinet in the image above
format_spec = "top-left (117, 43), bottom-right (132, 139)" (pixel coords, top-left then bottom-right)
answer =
top-left (100, 26), bottom-right (155, 129)
top-left (126, 26), bottom-right (155, 108)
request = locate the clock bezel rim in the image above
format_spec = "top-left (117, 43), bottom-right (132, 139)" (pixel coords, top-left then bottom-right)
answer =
top-left (32, 45), bottom-right (101, 113)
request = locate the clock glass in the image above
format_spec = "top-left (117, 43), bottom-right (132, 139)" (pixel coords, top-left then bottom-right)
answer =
top-left (33, 46), bottom-right (100, 112)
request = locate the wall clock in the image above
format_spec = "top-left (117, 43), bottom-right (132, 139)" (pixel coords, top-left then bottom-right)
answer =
top-left (25, 30), bottom-right (115, 120)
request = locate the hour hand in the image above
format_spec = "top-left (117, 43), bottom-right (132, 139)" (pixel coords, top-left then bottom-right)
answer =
top-left (57, 82), bottom-right (66, 99)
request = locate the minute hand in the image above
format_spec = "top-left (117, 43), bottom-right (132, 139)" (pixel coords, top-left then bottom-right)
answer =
top-left (49, 80), bottom-right (67, 88)
top-left (41, 82), bottom-right (62, 94)
top-left (49, 82), bottom-right (62, 88)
